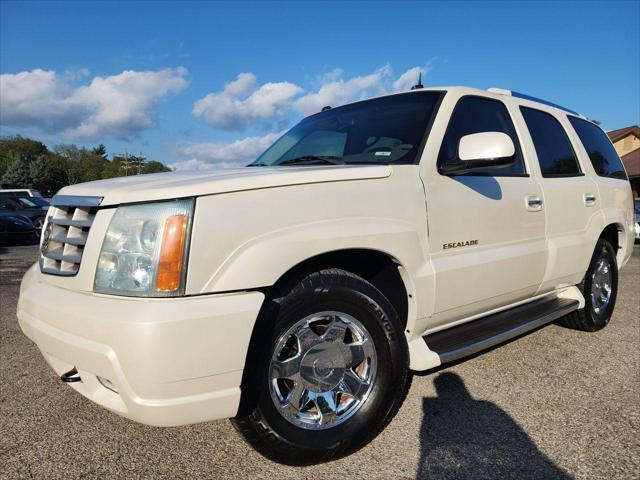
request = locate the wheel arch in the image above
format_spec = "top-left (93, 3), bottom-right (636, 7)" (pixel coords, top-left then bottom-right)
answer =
top-left (234, 248), bottom-right (416, 418)
top-left (598, 222), bottom-right (624, 264)
top-left (267, 248), bottom-right (412, 331)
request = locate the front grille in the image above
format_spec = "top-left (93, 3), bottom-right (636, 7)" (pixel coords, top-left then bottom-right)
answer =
top-left (39, 195), bottom-right (103, 276)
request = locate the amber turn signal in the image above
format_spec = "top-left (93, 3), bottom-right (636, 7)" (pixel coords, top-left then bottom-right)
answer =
top-left (156, 214), bottom-right (188, 291)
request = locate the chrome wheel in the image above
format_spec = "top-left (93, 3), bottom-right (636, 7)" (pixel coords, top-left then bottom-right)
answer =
top-left (590, 258), bottom-right (612, 315)
top-left (268, 311), bottom-right (377, 430)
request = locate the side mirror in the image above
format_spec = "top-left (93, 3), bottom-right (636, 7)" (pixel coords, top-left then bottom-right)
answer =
top-left (440, 132), bottom-right (516, 175)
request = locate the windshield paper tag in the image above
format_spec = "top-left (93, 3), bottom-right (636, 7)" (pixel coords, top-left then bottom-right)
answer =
top-left (374, 151), bottom-right (391, 156)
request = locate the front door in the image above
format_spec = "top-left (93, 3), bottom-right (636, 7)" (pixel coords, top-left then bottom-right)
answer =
top-left (423, 95), bottom-right (547, 329)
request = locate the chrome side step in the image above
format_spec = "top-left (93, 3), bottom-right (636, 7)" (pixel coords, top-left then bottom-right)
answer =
top-left (424, 297), bottom-right (579, 364)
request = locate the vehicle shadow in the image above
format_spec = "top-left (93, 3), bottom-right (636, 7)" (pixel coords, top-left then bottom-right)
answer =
top-left (452, 175), bottom-right (502, 200)
top-left (416, 372), bottom-right (572, 480)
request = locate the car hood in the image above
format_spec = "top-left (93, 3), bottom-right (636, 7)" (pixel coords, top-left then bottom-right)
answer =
top-left (56, 165), bottom-right (392, 207)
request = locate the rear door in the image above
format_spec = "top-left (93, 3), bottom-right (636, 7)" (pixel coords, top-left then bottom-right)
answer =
top-left (422, 95), bottom-right (547, 328)
top-left (517, 107), bottom-right (600, 292)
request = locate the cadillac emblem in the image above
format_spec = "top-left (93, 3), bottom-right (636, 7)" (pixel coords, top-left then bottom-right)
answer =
top-left (40, 218), bottom-right (53, 256)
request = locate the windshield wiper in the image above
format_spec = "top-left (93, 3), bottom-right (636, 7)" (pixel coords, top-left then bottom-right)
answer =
top-left (277, 155), bottom-right (345, 166)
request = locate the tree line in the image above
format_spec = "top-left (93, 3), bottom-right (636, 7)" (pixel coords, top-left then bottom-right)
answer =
top-left (0, 136), bottom-right (172, 196)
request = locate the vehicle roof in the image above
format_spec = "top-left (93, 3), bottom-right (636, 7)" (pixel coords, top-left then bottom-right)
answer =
top-left (309, 86), bottom-right (587, 121)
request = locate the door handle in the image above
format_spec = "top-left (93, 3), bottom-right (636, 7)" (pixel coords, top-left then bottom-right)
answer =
top-left (584, 193), bottom-right (597, 207)
top-left (526, 195), bottom-right (543, 211)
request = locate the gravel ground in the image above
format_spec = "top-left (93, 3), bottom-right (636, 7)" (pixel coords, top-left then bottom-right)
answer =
top-left (1, 244), bottom-right (638, 480)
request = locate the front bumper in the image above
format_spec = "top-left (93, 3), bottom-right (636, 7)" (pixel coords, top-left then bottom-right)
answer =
top-left (17, 264), bottom-right (264, 426)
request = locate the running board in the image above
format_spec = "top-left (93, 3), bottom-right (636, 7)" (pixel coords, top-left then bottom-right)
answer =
top-left (424, 296), bottom-right (579, 364)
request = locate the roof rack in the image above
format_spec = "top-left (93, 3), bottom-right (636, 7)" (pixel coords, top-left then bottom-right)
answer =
top-left (487, 87), bottom-right (580, 116)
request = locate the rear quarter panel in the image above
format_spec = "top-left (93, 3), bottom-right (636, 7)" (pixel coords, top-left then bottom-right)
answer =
top-left (594, 176), bottom-right (635, 267)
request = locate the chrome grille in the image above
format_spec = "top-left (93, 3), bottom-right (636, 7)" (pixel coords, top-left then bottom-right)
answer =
top-left (39, 195), bottom-right (103, 276)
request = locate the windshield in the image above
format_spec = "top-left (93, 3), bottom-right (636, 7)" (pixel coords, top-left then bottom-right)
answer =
top-left (252, 91), bottom-right (443, 166)
top-left (635, 199), bottom-right (640, 214)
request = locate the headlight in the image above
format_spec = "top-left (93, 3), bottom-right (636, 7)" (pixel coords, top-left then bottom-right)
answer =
top-left (94, 199), bottom-right (194, 297)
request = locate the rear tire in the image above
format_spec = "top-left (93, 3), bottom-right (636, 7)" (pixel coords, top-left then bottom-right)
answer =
top-left (558, 238), bottom-right (618, 332)
top-left (232, 268), bottom-right (409, 465)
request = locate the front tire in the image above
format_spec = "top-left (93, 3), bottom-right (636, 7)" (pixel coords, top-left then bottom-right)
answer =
top-left (33, 216), bottom-right (45, 235)
top-left (232, 268), bottom-right (408, 465)
top-left (558, 238), bottom-right (618, 332)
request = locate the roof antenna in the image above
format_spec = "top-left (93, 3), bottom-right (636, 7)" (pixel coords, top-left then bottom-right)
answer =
top-left (410, 72), bottom-right (424, 90)
top-left (321, 105), bottom-right (331, 111)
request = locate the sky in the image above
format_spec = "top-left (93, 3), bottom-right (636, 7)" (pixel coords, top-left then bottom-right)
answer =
top-left (1, 0), bottom-right (639, 170)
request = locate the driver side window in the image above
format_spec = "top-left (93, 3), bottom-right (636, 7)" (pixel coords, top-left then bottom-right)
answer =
top-left (438, 96), bottom-right (525, 175)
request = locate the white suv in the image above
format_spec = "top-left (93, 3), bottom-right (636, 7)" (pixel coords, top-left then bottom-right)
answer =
top-left (17, 86), bottom-right (635, 464)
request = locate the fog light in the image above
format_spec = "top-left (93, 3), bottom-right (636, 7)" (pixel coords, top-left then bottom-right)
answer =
top-left (97, 376), bottom-right (118, 393)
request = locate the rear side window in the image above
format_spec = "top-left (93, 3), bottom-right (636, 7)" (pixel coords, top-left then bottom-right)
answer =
top-left (520, 107), bottom-right (581, 177)
top-left (568, 117), bottom-right (628, 180)
top-left (438, 96), bottom-right (525, 175)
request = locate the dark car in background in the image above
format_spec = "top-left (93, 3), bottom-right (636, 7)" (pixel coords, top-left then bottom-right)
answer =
top-left (0, 196), bottom-right (49, 234)
top-left (0, 212), bottom-right (37, 245)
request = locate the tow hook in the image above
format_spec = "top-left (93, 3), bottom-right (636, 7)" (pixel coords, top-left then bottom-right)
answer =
top-left (60, 367), bottom-right (82, 383)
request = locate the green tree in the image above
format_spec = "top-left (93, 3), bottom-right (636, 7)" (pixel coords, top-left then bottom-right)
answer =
top-left (0, 149), bottom-right (20, 180)
top-left (143, 161), bottom-right (172, 174)
top-left (1, 135), bottom-right (174, 191)
top-left (92, 144), bottom-right (107, 159)
top-left (29, 156), bottom-right (69, 196)
top-left (0, 136), bottom-right (49, 179)
top-left (1, 160), bottom-right (32, 188)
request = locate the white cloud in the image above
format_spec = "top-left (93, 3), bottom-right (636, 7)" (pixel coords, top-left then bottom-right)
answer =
top-left (172, 131), bottom-right (282, 170)
top-left (293, 65), bottom-right (392, 116)
top-left (314, 68), bottom-right (344, 86)
top-left (0, 67), bottom-right (188, 140)
top-left (180, 64), bottom-right (436, 170)
top-left (192, 73), bottom-right (303, 131)
top-left (191, 64), bottom-right (434, 132)
top-left (170, 158), bottom-right (217, 171)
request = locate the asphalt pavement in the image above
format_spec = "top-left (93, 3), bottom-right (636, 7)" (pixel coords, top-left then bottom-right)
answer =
top-left (1, 244), bottom-right (638, 479)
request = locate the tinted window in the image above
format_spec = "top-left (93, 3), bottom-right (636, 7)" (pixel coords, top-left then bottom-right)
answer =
top-left (20, 196), bottom-right (49, 207)
top-left (521, 107), bottom-right (581, 176)
top-left (438, 96), bottom-right (525, 175)
top-left (253, 91), bottom-right (443, 166)
top-left (0, 198), bottom-right (19, 208)
top-left (569, 117), bottom-right (628, 180)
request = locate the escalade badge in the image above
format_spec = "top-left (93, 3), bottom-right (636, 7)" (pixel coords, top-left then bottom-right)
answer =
top-left (40, 219), bottom-right (53, 255)
top-left (443, 240), bottom-right (478, 250)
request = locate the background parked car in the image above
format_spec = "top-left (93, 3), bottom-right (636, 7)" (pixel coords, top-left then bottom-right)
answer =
top-left (0, 212), bottom-right (37, 245)
top-left (0, 189), bottom-right (43, 198)
top-left (0, 196), bottom-right (49, 234)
